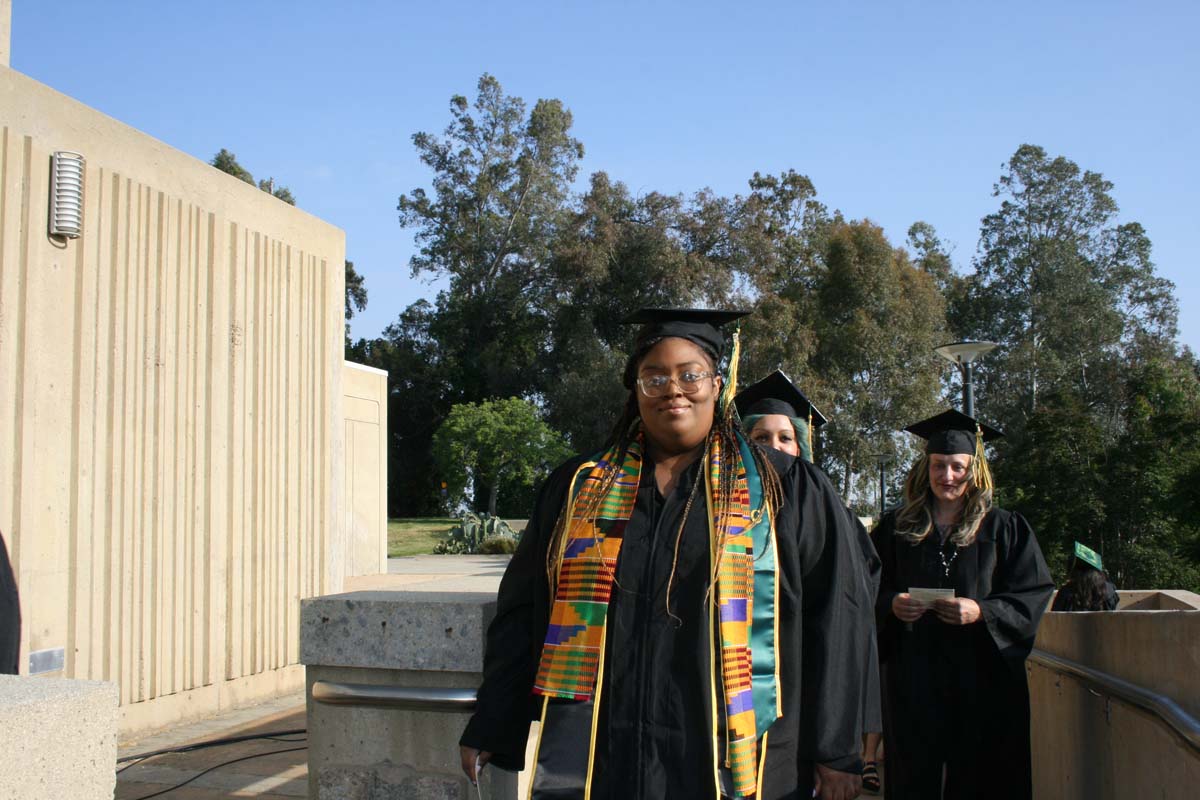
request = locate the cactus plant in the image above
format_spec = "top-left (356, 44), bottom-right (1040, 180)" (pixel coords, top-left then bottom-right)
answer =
top-left (434, 513), bottom-right (519, 554)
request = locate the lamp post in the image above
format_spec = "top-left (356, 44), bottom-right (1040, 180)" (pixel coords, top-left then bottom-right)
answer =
top-left (872, 452), bottom-right (891, 519)
top-left (934, 341), bottom-right (998, 418)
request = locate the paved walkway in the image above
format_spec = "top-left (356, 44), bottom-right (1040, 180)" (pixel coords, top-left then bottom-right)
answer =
top-left (116, 556), bottom-right (508, 799)
top-left (117, 697), bottom-right (307, 799)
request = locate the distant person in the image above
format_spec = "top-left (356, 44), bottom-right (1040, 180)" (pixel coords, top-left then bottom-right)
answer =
top-left (736, 371), bottom-right (885, 795)
top-left (0, 530), bottom-right (19, 674)
top-left (874, 410), bottom-right (1054, 800)
top-left (1051, 541), bottom-right (1119, 611)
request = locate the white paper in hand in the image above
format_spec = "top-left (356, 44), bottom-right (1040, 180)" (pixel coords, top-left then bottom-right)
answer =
top-left (908, 587), bottom-right (955, 607)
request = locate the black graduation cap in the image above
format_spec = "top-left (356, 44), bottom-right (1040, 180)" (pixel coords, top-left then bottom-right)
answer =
top-left (904, 409), bottom-right (1003, 455)
top-left (622, 308), bottom-right (750, 361)
top-left (734, 370), bottom-right (829, 427)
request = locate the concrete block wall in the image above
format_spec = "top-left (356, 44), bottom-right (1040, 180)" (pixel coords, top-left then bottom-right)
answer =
top-left (0, 674), bottom-right (119, 799)
top-left (343, 362), bottom-right (388, 578)
top-left (301, 591), bottom-right (517, 800)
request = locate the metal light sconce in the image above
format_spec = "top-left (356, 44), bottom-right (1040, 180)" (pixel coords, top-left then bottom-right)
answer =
top-left (934, 340), bottom-right (997, 419)
top-left (49, 151), bottom-right (85, 239)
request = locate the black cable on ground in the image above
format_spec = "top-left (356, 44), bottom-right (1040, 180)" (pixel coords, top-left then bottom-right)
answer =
top-left (115, 735), bottom-right (307, 776)
top-left (117, 728), bottom-right (307, 764)
top-left (126, 745), bottom-right (308, 800)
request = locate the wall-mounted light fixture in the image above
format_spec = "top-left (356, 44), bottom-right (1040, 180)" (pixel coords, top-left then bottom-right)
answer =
top-left (49, 151), bottom-right (85, 239)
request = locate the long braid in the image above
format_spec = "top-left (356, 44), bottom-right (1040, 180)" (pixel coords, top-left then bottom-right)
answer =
top-left (664, 454), bottom-right (706, 625)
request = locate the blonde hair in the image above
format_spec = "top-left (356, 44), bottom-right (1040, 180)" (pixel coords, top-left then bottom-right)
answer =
top-left (894, 432), bottom-right (994, 547)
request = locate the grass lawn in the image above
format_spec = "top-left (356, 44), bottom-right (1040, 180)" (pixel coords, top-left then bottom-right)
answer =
top-left (387, 517), bottom-right (456, 557)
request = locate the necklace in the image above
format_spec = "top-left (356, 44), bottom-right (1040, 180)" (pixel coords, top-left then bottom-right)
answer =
top-left (937, 539), bottom-right (959, 578)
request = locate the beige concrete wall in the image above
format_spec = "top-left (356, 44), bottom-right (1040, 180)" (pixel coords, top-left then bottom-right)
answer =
top-left (0, 67), bottom-right (345, 735)
top-left (1035, 600), bottom-right (1200, 718)
top-left (342, 361), bottom-right (387, 577)
top-left (1030, 597), bottom-right (1200, 798)
top-left (0, 1), bottom-right (10, 68)
top-left (1029, 658), bottom-right (1200, 800)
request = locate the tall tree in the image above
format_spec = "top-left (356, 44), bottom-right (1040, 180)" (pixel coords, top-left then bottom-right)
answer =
top-left (396, 73), bottom-right (584, 402)
top-left (957, 144), bottom-right (1178, 428)
top-left (734, 170), bottom-right (836, 382)
top-left (542, 172), bottom-right (743, 451)
top-left (807, 221), bottom-right (948, 504)
top-left (962, 144), bottom-right (1197, 591)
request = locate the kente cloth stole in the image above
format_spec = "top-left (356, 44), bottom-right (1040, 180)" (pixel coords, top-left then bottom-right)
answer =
top-left (532, 432), bottom-right (780, 798)
top-left (532, 439), bottom-right (642, 700)
top-left (711, 432), bottom-right (779, 796)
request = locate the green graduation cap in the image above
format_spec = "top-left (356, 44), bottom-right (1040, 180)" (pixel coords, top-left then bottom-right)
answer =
top-left (1073, 541), bottom-right (1104, 571)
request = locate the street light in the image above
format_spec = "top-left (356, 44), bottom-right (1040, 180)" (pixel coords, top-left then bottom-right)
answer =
top-left (934, 341), bottom-right (998, 418)
top-left (871, 452), bottom-right (892, 520)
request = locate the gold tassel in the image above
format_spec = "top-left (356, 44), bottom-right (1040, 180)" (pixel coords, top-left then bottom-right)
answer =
top-left (720, 327), bottom-right (741, 418)
top-left (807, 409), bottom-right (814, 458)
top-left (973, 424), bottom-right (993, 494)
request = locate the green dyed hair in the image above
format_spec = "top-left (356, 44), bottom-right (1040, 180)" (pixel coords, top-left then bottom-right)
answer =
top-left (742, 413), bottom-right (813, 463)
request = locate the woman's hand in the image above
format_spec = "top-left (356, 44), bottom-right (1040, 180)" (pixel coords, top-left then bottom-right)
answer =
top-left (933, 597), bottom-right (981, 625)
top-left (459, 746), bottom-right (492, 784)
top-left (892, 592), bottom-right (927, 623)
top-left (813, 762), bottom-right (863, 800)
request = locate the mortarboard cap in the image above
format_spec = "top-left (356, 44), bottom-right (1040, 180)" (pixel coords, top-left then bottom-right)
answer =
top-left (734, 370), bottom-right (829, 427)
top-left (623, 308), bottom-right (750, 361)
top-left (904, 408), bottom-right (1003, 455)
top-left (1073, 541), bottom-right (1104, 572)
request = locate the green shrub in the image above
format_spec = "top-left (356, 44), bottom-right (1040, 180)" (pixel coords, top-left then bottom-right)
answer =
top-left (479, 535), bottom-right (519, 555)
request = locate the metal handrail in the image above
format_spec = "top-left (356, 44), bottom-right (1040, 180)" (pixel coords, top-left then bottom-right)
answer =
top-left (313, 655), bottom-right (1200, 756)
top-left (311, 681), bottom-right (478, 712)
top-left (1029, 648), bottom-right (1200, 755)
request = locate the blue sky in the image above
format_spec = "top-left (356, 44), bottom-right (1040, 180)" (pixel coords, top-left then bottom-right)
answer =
top-left (11, 1), bottom-right (1199, 349)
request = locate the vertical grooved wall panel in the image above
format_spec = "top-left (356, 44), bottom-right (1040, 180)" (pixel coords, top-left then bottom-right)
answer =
top-left (0, 74), bottom-right (344, 728)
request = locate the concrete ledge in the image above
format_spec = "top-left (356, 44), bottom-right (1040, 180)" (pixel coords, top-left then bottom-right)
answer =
top-left (0, 675), bottom-right (118, 799)
top-left (302, 590), bottom-right (515, 799)
top-left (300, 591), bottom-right (497, 672)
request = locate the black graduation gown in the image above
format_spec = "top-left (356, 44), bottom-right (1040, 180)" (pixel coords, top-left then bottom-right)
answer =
top-left (1050, 581), bottom-right (1119, 611)
top-left (461, 447), bottom-right (875, 799)
top-left (874, 507), bottom-right (1054, 800)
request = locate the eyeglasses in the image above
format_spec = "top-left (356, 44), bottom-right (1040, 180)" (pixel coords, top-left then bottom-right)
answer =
top-left (636, 371), bottom-right (716, 398)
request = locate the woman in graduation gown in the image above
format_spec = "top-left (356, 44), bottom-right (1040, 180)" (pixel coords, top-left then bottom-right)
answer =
top-left (460, 310), bottom-right (873, 800)
top-left (735, 370), bottom-right (828, 464)
top-left (736, 371), bottom-right (884, 794)
top-left (873, 410), bottom-right (1054, 800)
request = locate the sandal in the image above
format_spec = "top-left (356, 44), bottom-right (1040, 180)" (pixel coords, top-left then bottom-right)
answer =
top-left (862, 760), bottom-right (881, 795)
